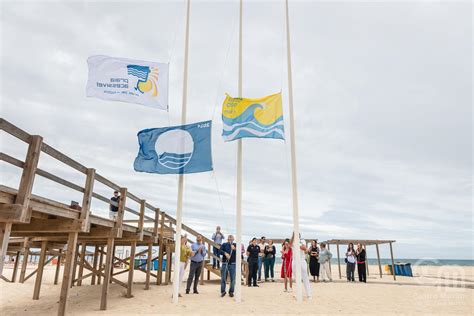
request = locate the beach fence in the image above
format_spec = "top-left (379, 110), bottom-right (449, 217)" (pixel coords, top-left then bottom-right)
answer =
top-left (0, 118), bottom-right (224, 315)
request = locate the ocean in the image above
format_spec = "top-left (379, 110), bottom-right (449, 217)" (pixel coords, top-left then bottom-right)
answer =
top-left (272, 257), bottom-right (474, 266)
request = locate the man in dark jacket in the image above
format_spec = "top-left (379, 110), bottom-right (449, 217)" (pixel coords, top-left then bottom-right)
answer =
top-left (246, 238), bottom-right (260, 287)
top-left (219, 234), bottom-right (236, 297)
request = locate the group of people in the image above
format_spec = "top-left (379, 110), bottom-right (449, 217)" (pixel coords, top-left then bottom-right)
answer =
top-left (166, 224), bottom-right (369, 298)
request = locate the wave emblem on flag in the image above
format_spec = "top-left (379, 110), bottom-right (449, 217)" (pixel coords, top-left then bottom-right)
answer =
top-left (86, 55), bottom-right (169, 110)
top-left (127, 65), bottom-right (159, 97)
top-left (134, 121), bottom-right (213, 174)
top-left (221, 92), bottom-right (285, 141)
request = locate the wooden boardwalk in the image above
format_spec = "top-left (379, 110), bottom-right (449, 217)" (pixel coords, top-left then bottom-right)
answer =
top-left (0, 118), bottom-right (222, 315)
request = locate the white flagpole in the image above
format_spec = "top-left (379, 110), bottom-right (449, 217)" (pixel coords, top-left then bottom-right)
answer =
top-left (172, 0), bottom-right (191, 304)
top-left (235, 0), bottom-right (243, 303)
top-left (285, 0), bottom-right (302, 303)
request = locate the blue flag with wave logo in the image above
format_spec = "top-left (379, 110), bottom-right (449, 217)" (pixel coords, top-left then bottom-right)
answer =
top-left (221, 92), bottom-right (285, 141)
top-left (134, 121), bottom-right (213, 174)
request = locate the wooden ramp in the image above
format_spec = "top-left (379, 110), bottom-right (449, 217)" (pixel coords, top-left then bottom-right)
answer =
top-left (0, 118), bottom-right (224, 315)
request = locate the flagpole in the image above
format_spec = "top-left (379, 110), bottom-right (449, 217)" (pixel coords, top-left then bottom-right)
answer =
top-left (172, 0), bottom-right (191, 304)
top-left (235, 0), bottom-right (243, 303)
top-left (285, 0), bottom-right (302, 303)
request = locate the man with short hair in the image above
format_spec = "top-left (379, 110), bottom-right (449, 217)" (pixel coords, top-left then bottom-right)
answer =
top-left (211, 226), bottom-right (225, 269)
top-left (186, 235), bottom-right (207, 294)
top-left (219, 235), bottom-right (236, 297)
top-left (109, 191), bottom-right (119, 220)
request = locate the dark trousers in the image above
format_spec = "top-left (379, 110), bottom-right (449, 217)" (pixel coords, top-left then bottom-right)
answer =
top-left (357, 262), bottom-right (366, 283)
top-left (186, 261), bottom-right (203, 292)
top-left (212, 247), bottom-right (220, 268)
top-left (248, 260), bottom-right (258, 286)
top-left (346, 262), bottom-right (355, 281)
top-left (264, 257), bottom-right (275, 279)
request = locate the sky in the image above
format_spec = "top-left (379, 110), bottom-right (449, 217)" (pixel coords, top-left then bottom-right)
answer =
top-left (0, 0), bottom-right (472, 259)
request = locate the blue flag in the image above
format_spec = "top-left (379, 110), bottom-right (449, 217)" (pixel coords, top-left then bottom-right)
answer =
top-left (134, 121), bottom-right (213, 174)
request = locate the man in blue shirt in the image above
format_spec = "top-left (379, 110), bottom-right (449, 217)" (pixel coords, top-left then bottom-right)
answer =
top-left (219, 234), bottom-right (236, 297)
top-left (211, 226), bottom-right (225, 269)
top-left (186, 234), bottom-right (207, 294)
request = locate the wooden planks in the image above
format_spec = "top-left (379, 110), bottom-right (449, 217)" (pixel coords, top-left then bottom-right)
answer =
top-left (100, 237), bottom-right (115, 310)
top-left (33, 240), bottom-right (47, 300)
top-left (58, 232), bottom-right (78, 316)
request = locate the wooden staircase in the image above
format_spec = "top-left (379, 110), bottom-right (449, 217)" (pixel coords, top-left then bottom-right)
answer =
top-left (204, 260), bottom-right (221, 277)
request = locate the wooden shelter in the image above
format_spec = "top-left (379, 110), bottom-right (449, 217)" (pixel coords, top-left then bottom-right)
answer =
top-left (324, 239), bottom-right (397, 281)
top-left (0, 118), bottom-right (223, 315)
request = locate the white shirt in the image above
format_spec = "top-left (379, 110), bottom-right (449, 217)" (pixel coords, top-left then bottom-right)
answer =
top-left (299, 239), bottom-right (307, 261)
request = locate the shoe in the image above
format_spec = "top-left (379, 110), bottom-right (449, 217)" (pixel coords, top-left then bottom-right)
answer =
top-left (178, 293), bottom-right (182, 297)
top-left (271, 279), bottom-right (275, 282)
top-left (288, 288), bottom-right (293, 293)
top-left (253, 284), bottom-right (259, 287)
top-left (248, 285), bottom-right (252, 287)
top-left (265, 279), bottom-right (268, 282)
top-left (229, 293), bottom-right (234, 297)
top-left (185, 289), bottom-right (190, 294)
top-left (221, 292), bottom-right (226, 297)
top-left (284, 289), bottom-right (288, 292)
top-left (193, 290), bottom-right (199, 294)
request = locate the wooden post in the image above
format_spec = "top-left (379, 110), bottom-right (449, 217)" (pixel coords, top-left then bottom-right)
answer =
top-left (77, 242), bottom-right (86, 286)
top-left (71, 243), bottom-right (79, 288)
top-left (365, 245), bottom-right (369, 276)
top-left (98, 246), bottom-right (103, 285)
top-left (137, 200), bottom-right (146, 241)
top-left (91, 246), bottom-right (99, 285)
top-left (126, 241), bottom-right (136, 298)
top-left (33, 241), bottom-right (47, 300)
top-left (327, 244), bottom-right (332, 274)
top-left (109, 245), bottom-right (116, 284)
top-left (164, 244), bottom-right (171, 285)
top-left (58, 232), bottom-right (79, 316)
top-left (16, 135), bottom-right (43, 222)
top-left (115, 188), bottom-right (127, 238)
top-left (100, 237), bottom-right (115, 310)
top-left (19, 238), bottom-right (29, 283)
top-left (207, 243), bottom-right (211, 280)
top-left (79, 168), bottom-right (95, 232)
top-left (145, 242), bottom-right (152, 290)
top-left (200, 255), bottom-right (205, 285)
top-left (11, 251), bottom-right (20, 282)
top-left (153, 209), bottom-right (160, 243)
top-left (337, 242), bottom-right (341, 279)
top-left (54, 249), bottom-right (62, 285)
top-left (157, 212), bottom-right (165, 285)
top-left (376, 243), bottom-right (382, 278)
top-left (389, 242), bottom-right (396, 281)
top-left (0, 223), bottom-right (13, 276)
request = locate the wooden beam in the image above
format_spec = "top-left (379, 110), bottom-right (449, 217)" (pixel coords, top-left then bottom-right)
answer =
top-left (126, 241), bottom-right (136, 298)
top-left (91, 246), bottom-right (99, 285)
top-left (13, 218), bottom-right (82, 233)
top-left (77, 242), bottom-right (86, 286)
top-left (145, 242), bottom-right (152, 290)
top-left (71, 243), bottom-right (79, 288)
top-left (58, 232), bottom-right (78, 315)
top-left (98, 246), bottom-right (103, 285)
top-left (157, 211), bottom-right (165, 285)
top-left (79, 168), bottom-right (95, 232)
top-left (0, 222), bottom-right (13, 276)
top-left (11, 251), bottom-right (20, 282)
top-left (337, 242), bottom-right (341, 279)
top-left (100, 237), bottom-right (115, 310)
top-left (376, 243), bottom-right (382, 278)
top-left (33, 240), bottom-right (47, 300)
top-left (114, 188), bottom-right (127, 238)
top-left (0, 204), bottom-right (23, 222)
top-left (19, 238), bottom-right (29, 283)
top-left (16, 135), bottom-right (43, 222)
top-left (389, 242), bottom-right (396, 281)
top-left (164, 244), bottom-right (170, 285)
top-left (137, 200), bottom-right (145, 241)
top-left (153, 208), bottom-right (160, 243)
top-left (365, 245), bottom-right (369, 277)
top-left (23, 256), bottom-right (56, 282)
top-left (54, 249), bottom-right (62, 285)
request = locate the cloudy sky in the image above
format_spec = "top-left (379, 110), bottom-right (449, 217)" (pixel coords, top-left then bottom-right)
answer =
top-left (0, 0), bottom-right (471, 259)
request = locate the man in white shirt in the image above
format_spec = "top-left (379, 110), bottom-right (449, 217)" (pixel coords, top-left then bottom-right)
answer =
top-left (291, 233), bottom-right (312, 300)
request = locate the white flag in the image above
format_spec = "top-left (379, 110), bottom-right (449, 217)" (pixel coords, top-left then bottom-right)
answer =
top-left (86, 55), bottom-right (169, 110)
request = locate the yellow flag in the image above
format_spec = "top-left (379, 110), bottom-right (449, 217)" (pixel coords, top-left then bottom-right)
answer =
top-left (221, 92), bottom-right (285, 141)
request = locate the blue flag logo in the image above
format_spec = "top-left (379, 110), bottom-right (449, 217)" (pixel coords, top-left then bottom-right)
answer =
top-left (134, 121), bottom-right (213, 174)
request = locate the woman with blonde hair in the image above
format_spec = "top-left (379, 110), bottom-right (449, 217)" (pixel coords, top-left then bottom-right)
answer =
top-left (280, 239), bottom-right (293, 292)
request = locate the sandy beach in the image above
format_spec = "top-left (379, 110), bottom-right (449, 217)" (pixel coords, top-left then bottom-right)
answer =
top-left (1, 263), bottom-right (472, 315)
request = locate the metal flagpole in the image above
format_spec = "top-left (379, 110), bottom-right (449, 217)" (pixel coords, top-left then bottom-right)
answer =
top-left (235, 0), bottom-right (243, 303)
top-left (172, 0), bottom-right (191, 304)
top-left (285, 0), bottom-right (302, 303)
